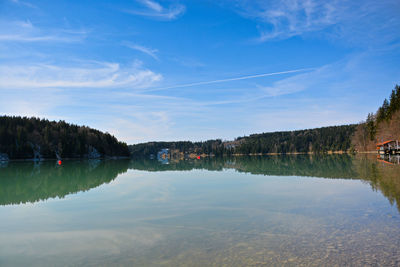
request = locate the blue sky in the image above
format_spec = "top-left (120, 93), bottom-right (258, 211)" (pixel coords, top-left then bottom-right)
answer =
top-left (0, 0), bottom-right (399, 143)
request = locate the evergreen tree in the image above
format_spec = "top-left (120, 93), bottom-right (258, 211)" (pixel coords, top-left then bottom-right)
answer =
top-left (377, 98), bottom-right (390, 122)
top-left (393, 85), bottom-right (400, 113)
top-left (366, 113), bottom-right (376, 141)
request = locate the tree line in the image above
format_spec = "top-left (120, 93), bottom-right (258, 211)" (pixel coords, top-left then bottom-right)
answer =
top-left (129, 124), bottom-right (357, 158)
top-left (0, 116), bottom-right (130, 159)
top-left (234, 125), bottom-right (356, 154)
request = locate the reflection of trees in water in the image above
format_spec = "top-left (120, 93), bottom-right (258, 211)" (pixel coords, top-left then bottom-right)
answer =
top-left (0, 160), bottom-right (130, 206)
top-left (354, 156), bottom-right (400, 212)
top-left (1, 155), bottom-right (400, 212)
top-left (129, 157), bottom-right (226, 172)
top-left (129, 155), bottom-right (359, 178)
top-left (228, 155), bottom-right (359, 178)
top-left (129, 155), bottom-right (400, 212)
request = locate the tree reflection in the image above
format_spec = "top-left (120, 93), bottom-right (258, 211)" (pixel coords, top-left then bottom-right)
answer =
top-left (0, 160), bottom-right (130, 205)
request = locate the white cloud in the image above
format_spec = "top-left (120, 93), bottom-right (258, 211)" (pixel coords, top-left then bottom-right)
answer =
top-left (0, 99), bottom-right (54, 118)
top-left (125, 43), bottom-right (158, 60)
top-left (125, 0), bottom-right (185, 20)
top-left (0, 86), bottom-right (69, 121)
top-left (0, 61), bottom-right (162, 89)
top-left (104, 112), bottom-right (174, 143)
top-left (171, 57), bottom-right (206, 68)
top-left (232, 0), bottom-right (400, 46)
top-left (235, 0), bottom-right (338, 40)
top-left (0, 34), bottom-right (79, 42)
top-left (0, 20), bottom-right (86, 43)
top-left (9, 0), bottom-right (36, 8)
top-left (140, 0), bottom-right (163, 12)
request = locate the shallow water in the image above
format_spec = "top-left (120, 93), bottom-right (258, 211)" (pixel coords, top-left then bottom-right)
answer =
top-left (0, 155), bottom-right (400, 266)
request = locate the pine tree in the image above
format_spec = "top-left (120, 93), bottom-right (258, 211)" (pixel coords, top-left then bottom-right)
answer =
top-left (366, 113), bottom-right (376, 141)
top-left (377, 98), bottom-right (390, 122)
top-left (393, 84), bottom-right (400, 113)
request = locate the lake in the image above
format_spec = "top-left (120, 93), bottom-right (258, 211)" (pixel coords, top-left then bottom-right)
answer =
top-left (1, 155), bottom-right (400, 266)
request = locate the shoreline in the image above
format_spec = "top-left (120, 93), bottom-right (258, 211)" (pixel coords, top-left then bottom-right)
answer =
top-left (228, 151), bottom-right (378, 156)
top-left (1, 156), bottom-right (131, 163)
top-left (1, 151), bottom-right (381, 162)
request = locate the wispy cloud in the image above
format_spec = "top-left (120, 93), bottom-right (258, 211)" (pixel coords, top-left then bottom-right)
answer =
top-left (105, 112), bottom-right (173, 143)
top-left (141, 0), bottom-right (163, 12)
top-left (258, 68), bottom-right (326, 97)
top-left (9, 0), bottom-right (37, 8)
top-left (232, 0), bottom-right (400, 46)
top-left (0, 61), bottom-right (162, 89)
top-left (147, 68), bottom-right (314, 92)
top-left (125, 43), bottom-right (158, 60)
top-left (171, 57), bottom-right (205, 68)
top-left (124, 0), bottom-right (185, 20)
top-left (0, 92), bottom-right (66, 119)
top-left (234, 0), bottom-right (338, 41)
top-left (0, 34), bottom-right (80, 42)
top-left (0, 20), bottom-right (86, 43)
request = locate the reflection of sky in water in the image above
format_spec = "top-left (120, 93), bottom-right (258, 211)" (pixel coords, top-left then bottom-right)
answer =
top-left (1, 163), bottom-right (400, 266)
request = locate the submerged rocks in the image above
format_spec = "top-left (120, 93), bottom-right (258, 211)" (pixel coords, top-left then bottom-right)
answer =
top-left (28, 142), bottom-right (43, 161)
top-left (86, 146), bottom-right (101, 159)
top-left (55, 150), bottom-right (62, 161)
top-left (0, 153), bottom-right (9, 162)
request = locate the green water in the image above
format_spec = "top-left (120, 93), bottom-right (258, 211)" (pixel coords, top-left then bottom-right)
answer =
top-left (1, 155), bottom-right (400, 266)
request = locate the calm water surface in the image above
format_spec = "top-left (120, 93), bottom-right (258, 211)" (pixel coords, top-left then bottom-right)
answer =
top-left (1, 155), bottom-right (400, 266)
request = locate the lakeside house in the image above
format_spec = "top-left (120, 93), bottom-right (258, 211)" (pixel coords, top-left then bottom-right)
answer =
top-left (376, 140), bottom-right (400, 155)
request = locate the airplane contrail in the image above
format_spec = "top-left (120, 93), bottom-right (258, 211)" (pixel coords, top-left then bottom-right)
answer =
top-left (147, 67), bottom-right (314, 91)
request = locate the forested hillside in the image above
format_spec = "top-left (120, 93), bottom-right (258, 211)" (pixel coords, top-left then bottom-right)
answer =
top-left (235, 125), bottom-right (357, 154)
top-left (0, 116), bottom-right (130, 160)
top-left (353, 84), bottom-right (400, 151)
top-left (129, 124), bottom-right (356, 157)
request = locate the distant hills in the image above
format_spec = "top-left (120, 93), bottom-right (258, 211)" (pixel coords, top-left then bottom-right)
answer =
top-left (234, 124), bottom-right (357, 154)
top-left (129, 125), bottom-right (357, 158)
